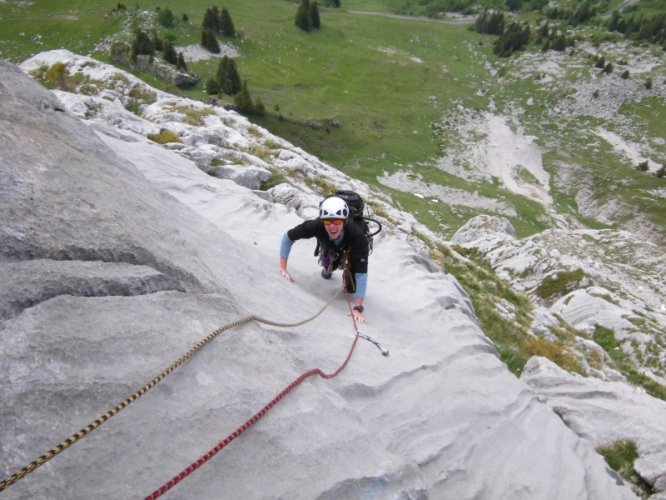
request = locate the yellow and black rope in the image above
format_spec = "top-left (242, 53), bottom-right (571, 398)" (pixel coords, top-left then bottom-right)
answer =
top-left (1, 287), bottom-right (343, 492)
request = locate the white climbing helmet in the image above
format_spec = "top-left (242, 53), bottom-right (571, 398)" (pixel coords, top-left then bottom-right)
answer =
top-left (319, 196), bottom-right (349, 220)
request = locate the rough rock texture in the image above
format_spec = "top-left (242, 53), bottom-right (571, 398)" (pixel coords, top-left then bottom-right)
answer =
top-left (450, 214), bottom-right (516, 245)
top-left (522, 357), bottom-right (666, 493)
top-left (453, 214), bottom-right (666, 494)
top-left (451, 215), bottom-right (666, 383)
top-left (0, 58), bottom-right (639, 499)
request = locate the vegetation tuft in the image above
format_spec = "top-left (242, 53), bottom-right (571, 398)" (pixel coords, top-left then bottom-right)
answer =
top-left (597, 439), bottom-right (638, 480)
top-left (593, 325), bottom-right (666, 401)
top-left (596, 439), bottom-right (654, 496)
top-left (432, 244), bottom-right (536, 376)
top-left (535, 269), bottom-right (585, 300)
top-left (147, 128), bottom-right (181, 144)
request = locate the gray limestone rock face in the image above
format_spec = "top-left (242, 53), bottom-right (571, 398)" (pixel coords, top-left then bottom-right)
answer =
top-left (1, 57), bottom-right (641, 500)
top-left (521, 356), bottom-right (666, 494)
top-left (451, 214), bottom-right (517, 245)
top-left (0, 60), bottom-right (224, 294)
top-left (0, 259), bottom-right (184, 321)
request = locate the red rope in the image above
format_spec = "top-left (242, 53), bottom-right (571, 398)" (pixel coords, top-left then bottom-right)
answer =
top-left (144, 332), bottom-right (360, 499)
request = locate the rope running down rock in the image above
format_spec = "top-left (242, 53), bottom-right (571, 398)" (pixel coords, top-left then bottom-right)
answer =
top-left (0, 287), bottom-right (344, 492)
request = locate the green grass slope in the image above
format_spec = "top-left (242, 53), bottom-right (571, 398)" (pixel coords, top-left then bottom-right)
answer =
top-left (1, 0), bottom-right (664, 241)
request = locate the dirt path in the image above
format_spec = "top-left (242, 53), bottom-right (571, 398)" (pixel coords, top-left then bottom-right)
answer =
top-left (346, 10), bottom-right (474, 25)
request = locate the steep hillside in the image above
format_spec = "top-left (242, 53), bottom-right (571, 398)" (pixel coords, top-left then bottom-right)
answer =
top-left (1, 50), bottom-right (665, 498)
top-left (3, 54), bottom-right (662, 499)
top-left (1, 0), bottom-right (665, 495)
top-left (1, 0), bottom-right (664, 242)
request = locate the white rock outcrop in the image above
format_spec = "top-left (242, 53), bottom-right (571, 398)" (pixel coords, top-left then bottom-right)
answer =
top-left (0, 55), bottom-right (645, 498)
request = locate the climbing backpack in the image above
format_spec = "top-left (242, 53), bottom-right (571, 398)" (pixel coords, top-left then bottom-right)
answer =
top-left (323, 190), bottom-right (382, 254)
top-left (334, 190), bottom-right (365, 218)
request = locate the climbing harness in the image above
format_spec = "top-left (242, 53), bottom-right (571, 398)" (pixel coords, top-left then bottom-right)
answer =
top-left (0, 284), bottom-right (388, 493)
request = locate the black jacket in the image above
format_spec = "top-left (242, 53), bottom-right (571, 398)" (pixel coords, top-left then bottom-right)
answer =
top-left (287, 219), bottom-right (369, 274)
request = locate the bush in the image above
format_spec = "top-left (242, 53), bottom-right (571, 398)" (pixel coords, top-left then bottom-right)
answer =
top-left (597, 440), bottom-right (638, 481)
top-left (128, 85), bottom-right (157, 104)
top-left (593, 324), bottom-right (666, 400)
top-left (535, 268), bottom-right (584, 300)
top-left (110, 41), bottom-right (130, 64)
top-left (205, 77), bottom-right (220, 95)
top-left (44, 62), bottom-right (72, 91)
top-left (521, 336), bottom-right (582, 374)
top-left (157, 7), bottom-right (175, 28)
top-left (147, 128), bottom-right (181, 144)
top-left (636, 160), bottom-right (649, 172)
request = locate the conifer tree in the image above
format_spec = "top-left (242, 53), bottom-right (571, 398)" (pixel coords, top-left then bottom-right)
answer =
top-left (157, 7), bottom-right (175, 27)
top-left (217, 56), bottom-right (241, 95)
top-left (201, 28), bottom-right (220, 53)
top-left (205, 77), bottom-right (220, 95)
top-left (254, 96), bottom-right (266, 117)
top-left (475, 10), bottom-right (504, 35)
top-left (212, 6), bottom-right (221, 31)
top-left (220, 7), bottom-right (236, 37)
top-left (295, 0), bottom-right (312, 32)
top-left (310, 2), bottom-right (321, 30)
top-left (551, 33), bottom-right (567, 51)
top-left (608, 11), bottom-right (621, 32)
top-left (130, 30), bottom-right (154, 62)
top-left (151, 31), bottom-right (163, 51)
top-left (177, 52), bottom-right (187, 71)
top-left (203, 8), bottom-right (214, 30)
top-left (536, 20), bottom-right (549, 43)
top-left (203, 7), bottom-right (221, 31)
top-left (163, 40), bottom-right (178, 65)
top-left (493, 22), bottom-right (529, 57)
top-left (234, 80), bottom-right (254, 114)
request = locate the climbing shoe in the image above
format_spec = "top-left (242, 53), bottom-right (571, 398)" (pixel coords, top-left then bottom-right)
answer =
top-left (321, 269), bottom-right (332, 279)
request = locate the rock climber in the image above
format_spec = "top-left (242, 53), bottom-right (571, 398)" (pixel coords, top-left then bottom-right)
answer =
top-left (278, 196), bottom-right (369, 323)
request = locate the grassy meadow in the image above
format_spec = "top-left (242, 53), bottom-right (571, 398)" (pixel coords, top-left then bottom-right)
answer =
top-left (1, 0), bottom-right (664, 240)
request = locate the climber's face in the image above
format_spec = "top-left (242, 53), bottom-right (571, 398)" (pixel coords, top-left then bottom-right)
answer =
top-left (323, 218), bottom-right (344, 239)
